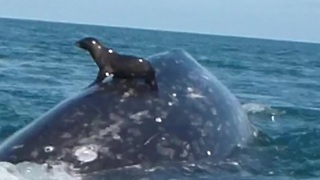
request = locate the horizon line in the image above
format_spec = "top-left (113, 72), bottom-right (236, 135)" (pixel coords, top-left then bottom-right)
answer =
top-left (1, 16), bottom-right (320, 45)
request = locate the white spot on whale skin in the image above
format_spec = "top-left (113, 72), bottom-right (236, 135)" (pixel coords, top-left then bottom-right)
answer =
top-left (172, 93), bottom-right (177, 97)
top-left (202, 75), bottom-right (209, 80)
top-left (122, 92), bottom-right (130, 98)
top-left (116, 154), bottom-right (123, 160)
top-left (0, 162), bottom-right (77, 180)
top-left (229, 161), bottom-right (240, 166)
top-left (74, 145), bottom-right (98, 163)
top-left (130, 110), bottom-right (150, 121)
top-left (217, 124), bottom-right (222, 131)
top-left (155, 117), bottom-right (162, 123)
top-left (211, 108), bottom-right (217, 115)
top-left (144, 133), bottom-right (160, 146)
top-left (113, 134), bottom-right (121, 140)
top-left (207, 150), bottom-right (211, 156)
top-left (187, 93), bottom-right (205, 99)
top-left (108, 49), bottom-right (113, 53)
top-left (44, 146), bottom-right (55, 153)
top-left (156, 145), bottom-right (175, 159)
top-left (187, 87), bottom-right (193, 92)
top-left (12, 144), bottom-right (24, 150)
top-left (61, 132), bottom-right (72, 139)
top-left (31, 150), bottom-right (39, 158)
top-left (168, 102), bottom-right (173, 106)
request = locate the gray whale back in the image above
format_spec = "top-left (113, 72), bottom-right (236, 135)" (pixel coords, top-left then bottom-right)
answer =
top-left (0, 49), bottom-right (252, 173)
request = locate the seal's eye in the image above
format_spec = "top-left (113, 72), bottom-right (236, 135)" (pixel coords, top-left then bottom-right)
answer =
top-left (139, 59), bottom-right (143, 62)
top-left (108, 49), bottom-right (113, 53)
top-left (92, 40), bottom-right (96, 45)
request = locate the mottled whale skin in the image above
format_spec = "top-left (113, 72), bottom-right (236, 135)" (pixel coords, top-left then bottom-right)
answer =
top-left (0, 49), bottom-right (252, 174)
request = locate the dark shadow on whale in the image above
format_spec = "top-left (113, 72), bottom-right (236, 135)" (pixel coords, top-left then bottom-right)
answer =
top-left (0, 49), bottom-right (253, 174)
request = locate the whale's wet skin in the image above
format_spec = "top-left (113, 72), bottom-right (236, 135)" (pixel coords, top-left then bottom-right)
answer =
top-left (0, 50), bottom-right (253, 177)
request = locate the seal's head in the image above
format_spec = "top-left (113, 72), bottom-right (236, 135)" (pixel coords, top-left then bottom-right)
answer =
top-left (76, 37), bottom-right (106, 60)
top-left (75, 37), bottom-right (103, 51)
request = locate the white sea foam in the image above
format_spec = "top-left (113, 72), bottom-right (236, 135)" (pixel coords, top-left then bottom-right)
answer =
top-left (242, 103), bottom-right (269, 113)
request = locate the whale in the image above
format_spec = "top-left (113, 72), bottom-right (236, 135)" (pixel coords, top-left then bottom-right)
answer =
top-left (0, 49), bottom-right (253, 174)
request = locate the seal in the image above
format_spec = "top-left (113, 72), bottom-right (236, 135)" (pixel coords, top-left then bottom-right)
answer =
top-left (75, 37), bottom-right (158, 90)
top-left (0, 49), bottom-right (253, 175)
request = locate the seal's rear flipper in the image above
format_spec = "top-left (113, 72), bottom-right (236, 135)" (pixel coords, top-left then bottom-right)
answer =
top-left (144, 69), bottom-right (158, 91)
top-left (145, 77), bottom-right (158, 91)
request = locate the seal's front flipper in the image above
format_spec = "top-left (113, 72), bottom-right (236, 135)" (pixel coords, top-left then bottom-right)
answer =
top-left (86, 81), bottom-right (98, 88)
top-left (86, 70), bottom-right (107, 88)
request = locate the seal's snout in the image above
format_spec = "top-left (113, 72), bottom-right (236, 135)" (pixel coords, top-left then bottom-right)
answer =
top-left (75, 41), bottom-right (81, 47)
top-left (75, 41), bottom-right (85, 50)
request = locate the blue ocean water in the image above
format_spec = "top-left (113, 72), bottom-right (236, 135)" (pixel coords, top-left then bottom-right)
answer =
top-left (0, 17), bottom-right (320, 179)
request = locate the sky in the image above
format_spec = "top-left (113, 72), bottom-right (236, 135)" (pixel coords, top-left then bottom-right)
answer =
top-left (0, 0), bottom-right (320, 43)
